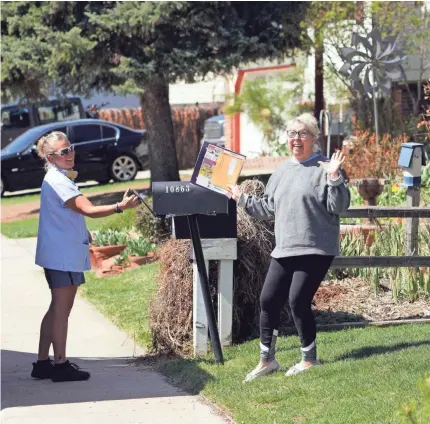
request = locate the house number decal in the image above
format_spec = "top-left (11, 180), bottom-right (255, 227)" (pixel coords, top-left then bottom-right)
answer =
top-left (165, 185), bottom-right (191, 193)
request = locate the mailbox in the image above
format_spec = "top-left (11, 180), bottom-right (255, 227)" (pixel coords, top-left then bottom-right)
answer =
top-left (173, 199), bottom-right (236, 239)
top-left (152, 181), bottom-right (228, 216)
top-left (398, 143), bottom-right (426, 187)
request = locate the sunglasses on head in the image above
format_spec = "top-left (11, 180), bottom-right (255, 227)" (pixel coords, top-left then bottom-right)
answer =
top-left (52, 145), bottom-right (75, 156)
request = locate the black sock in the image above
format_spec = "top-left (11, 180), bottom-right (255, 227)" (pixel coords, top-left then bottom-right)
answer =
top-left (37, 358), bottom-right (51, 364)
top-left (55, 360), bottom-right (70, 367)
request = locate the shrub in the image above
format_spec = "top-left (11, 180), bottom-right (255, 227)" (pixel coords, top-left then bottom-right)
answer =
top-left (126, 236), bottom-right (156, 257)
top-left (135, 200), bottom-right (171, 243)
top-left (342, 131), bottom-right (407, 180)
top-left (113, 249), bottom-right (129, 266)
top-left (92, 229), bottom-right (128, 247)
top-left (337, 222), bottom-right (430, 300)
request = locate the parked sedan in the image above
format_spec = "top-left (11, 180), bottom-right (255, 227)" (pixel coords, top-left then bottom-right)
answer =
top-left (1, 119), bottom-right (148, 196)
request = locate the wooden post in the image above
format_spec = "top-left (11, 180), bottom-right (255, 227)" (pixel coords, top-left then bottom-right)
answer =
top-left (404, 187), bottom-right (420, 256)
top-left (218, 259), bottom-right (234, 346)
top-left (190, 238), bottom-right (237, 356)
top-left (193, 260), bottom-right (209, 356)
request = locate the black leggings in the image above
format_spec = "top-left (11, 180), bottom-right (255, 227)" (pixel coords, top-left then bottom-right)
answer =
top-left (260, 255), bottom-right (334, 349)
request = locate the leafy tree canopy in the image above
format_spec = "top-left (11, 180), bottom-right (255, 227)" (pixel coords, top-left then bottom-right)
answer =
top-left (2, 1), bottom-right (308, 102)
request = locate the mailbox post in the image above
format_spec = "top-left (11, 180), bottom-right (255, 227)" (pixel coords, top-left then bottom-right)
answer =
top-left (398, 143), bottom-right (426, 256)
top-left (152, 181), bottom-right (237, 364)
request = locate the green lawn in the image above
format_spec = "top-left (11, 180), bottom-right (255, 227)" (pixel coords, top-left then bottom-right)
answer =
top-left (77, 265), bottom-right (430, 424)
top-left (157, 325), bottom-right (429, 424)
top-left (0, 178), bottom-right (150, 206)
top-left (80, 262), bottom-right (159, 349)
top-left (1, 208), bottom-right (137, 238)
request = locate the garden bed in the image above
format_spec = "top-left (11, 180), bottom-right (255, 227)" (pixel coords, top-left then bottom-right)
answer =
top-left (313, 278), bottom-right (430, 324)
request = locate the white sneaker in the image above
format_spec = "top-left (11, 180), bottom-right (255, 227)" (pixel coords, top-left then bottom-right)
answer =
top-left (243, 360), bottom-right (280, 383)
top-left (285, 360), bottom-right (321, 376)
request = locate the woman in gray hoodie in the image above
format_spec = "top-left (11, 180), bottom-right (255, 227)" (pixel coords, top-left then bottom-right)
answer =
top-left (229, 113), bottom-right (350, 382)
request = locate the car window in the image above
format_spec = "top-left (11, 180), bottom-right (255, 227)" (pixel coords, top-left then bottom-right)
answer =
top-left (102, 125), bottom-right (117, 139)
top-left (1, 126), bottom-right (43, 155)
top-left (41, 127), bottom-right (67, 139)
top-left (1, 106), bottom-right (30, 129)
top-left (73, 125), bottom-right (101, 143)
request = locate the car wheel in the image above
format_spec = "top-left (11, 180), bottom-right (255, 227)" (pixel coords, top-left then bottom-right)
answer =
top-left (110, 155), bottom-right (139, 182)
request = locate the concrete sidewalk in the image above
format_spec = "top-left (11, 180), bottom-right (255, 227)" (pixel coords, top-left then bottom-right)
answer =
top-left (0, 236), bottom-right (230, 423)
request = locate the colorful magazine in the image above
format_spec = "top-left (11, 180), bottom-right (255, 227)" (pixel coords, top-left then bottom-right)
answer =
top-left (191, 142), bottom-right (246, 197)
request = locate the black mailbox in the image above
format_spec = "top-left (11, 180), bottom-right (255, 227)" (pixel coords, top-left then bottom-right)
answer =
top-left (173, 200), bottom-right (236, 239)
top-left (152, 182), bottom-right (228, 216)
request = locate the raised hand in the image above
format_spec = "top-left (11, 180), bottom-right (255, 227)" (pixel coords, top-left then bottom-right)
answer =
top-left (119, 188), bottom-right (140, 210)
top-left (318, 150), bottom-right (346, 177)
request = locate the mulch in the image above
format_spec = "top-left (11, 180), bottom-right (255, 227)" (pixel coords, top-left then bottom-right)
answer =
top-left (313, 278), bottom-right (430, 324)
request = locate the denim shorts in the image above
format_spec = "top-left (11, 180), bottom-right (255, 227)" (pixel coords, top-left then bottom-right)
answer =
top-left (44, 268), bottom-right (86, 290)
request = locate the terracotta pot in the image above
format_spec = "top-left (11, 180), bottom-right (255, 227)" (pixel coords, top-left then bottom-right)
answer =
top-left (128, 252), bottom-right (155, 267)
top-left (89, 244), bottom-right (127, 268)
top-left (340, 224), bottom-right (379, 247)
top-left (350, 178), bottom-right (387, 206)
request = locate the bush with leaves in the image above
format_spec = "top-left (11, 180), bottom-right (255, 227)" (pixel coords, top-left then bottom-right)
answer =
top-left (91, 229), bottom-right (128, 247)
top-left (125, 236), bottom-right (156, 257)
top-left (135, 200), bottom-right (171, 244)
top-left (342, 131), bottom-right (407, 180)
top-left (113, 249), bottom-right (130, 266)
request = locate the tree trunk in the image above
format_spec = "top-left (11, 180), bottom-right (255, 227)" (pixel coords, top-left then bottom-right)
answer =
top-left (140, 75), bottom-right (180, 183)
top-left (314, 40), bottom-right (325, 122)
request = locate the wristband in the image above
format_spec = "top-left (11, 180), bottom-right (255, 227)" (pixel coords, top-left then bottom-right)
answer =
top-left (114, 202), bottom-right (123, 213)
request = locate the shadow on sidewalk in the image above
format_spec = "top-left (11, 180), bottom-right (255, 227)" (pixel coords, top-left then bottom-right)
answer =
top-left (1, 349), bottom-right (213, 410)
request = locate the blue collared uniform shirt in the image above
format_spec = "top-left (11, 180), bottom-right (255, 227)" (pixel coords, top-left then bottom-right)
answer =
top-left (35, 167), bottom-right (91, 272)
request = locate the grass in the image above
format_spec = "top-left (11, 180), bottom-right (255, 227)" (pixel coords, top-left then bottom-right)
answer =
top-left (1, 208), bottom-right (137, 238)
top-left (77, 265), bottom-right (430, 424)
top-left (0, 178), bottom-right (150, 206)
top-left (80, 262), bottom-right (159, 349)
top-left (156, 325), bottom-right (430, 424)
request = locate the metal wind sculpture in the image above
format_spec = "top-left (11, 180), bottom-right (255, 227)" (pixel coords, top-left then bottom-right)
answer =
top-left (339, 28), bottom-right (407, 143)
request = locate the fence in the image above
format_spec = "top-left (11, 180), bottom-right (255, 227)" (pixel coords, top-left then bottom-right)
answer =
top-left (332, 206), bottom-right (430, 268)
top-left (98, 105), bottom-right (222, 169)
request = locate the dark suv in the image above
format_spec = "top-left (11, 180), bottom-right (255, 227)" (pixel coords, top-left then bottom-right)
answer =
top-left (1, 119), bottom-right (148, 196)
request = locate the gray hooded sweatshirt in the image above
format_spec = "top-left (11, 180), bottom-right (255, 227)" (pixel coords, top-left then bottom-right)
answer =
top-left (238, 154), bottom-right (350, 258)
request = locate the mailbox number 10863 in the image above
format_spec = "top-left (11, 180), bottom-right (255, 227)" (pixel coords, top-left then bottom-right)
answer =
top-left (165, 185), bottom-right (191, 193)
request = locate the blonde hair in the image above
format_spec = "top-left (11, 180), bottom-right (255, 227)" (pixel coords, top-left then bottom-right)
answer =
top-left (37, 131), bottom-right (69, 170)
top-left (287, 113), bottom-right (322, 154)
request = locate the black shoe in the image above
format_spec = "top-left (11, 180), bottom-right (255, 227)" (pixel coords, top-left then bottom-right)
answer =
top-left (51, 360), bottom-right (90, 382)
top-left (31, 359), bottom-right (55, 379)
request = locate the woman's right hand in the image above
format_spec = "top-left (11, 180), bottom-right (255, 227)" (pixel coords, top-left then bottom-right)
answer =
top-left (227, 184), bottom-right (242, 202)
top-left (119, 188), bottom-right (140, 210)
